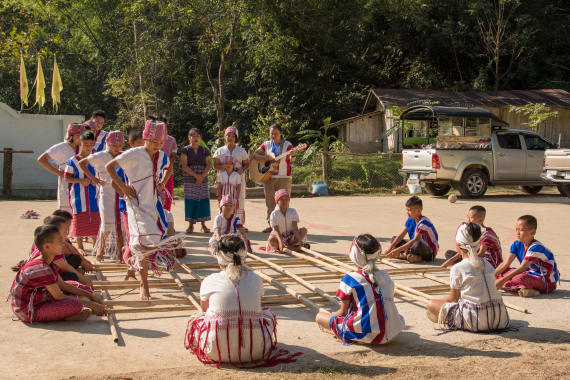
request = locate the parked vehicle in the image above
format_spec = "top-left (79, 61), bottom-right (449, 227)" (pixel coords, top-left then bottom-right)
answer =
top-left (398, 106), bottom-right (560, 198)
top-left (541, 149), bottom-right (570, 198)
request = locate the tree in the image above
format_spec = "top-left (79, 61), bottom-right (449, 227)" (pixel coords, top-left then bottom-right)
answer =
top-left (508, 103), bottom-right (559, 134)
top-left (474, 0), bottom-right (534, 90)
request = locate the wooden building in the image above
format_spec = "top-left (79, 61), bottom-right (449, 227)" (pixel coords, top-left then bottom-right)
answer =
top-left (331, 89), bottom-right (570, 153)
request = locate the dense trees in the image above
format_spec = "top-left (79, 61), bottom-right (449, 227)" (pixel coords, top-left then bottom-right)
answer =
top-left (1, 0), bottom-right (568, 146)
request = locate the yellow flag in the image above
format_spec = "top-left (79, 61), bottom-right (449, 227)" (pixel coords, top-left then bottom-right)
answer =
top-left (20, 54), bottom-right (29, 107)
top-left (51, 56), bottom-right (63, 111)
top-left (34, 56), bottom-right (46, 109)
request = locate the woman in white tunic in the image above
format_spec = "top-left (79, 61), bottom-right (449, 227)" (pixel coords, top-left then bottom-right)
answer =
top-left (37, 123), bottom-right (83, 213)
top-left (213, 126), bottom-right (249, 225)
top-left (427, 222), bottom-right (509, 332)
top-left (106, 121), bottom-right (180, 300)
top-left (79, 131), bottom-right (125, 262)
top-left (185, 235), bottom-right (299, 367)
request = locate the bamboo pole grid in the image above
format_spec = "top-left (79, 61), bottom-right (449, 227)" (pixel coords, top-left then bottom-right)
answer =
top-left (90, 245), bottom-right (526, 344)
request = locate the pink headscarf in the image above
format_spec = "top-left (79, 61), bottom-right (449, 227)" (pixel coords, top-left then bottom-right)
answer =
top-left (66, 123), bottom-right (83, 136)
top-left (83, 119), bottom-right (97, 130)
top-left (143, 120), bottom-right (167, 141)
top-left (274, 189), bottom-right (289, 204)
top-left (220, 195), bottom-right (234, 209)
top-left (106, 130), bottom-right (125, 146)
top-left (224, 126), bottom-right (238, 138)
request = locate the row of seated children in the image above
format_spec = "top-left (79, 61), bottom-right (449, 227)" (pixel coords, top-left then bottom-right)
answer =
top-left (10, 224), bottom-right (106, 323)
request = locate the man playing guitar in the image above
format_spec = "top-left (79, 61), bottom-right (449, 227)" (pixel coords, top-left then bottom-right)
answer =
top-left (253, 123), bottom-right (296, 233)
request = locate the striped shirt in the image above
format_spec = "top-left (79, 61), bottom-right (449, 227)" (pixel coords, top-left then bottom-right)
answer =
top-left (64, 155), bottom-right (99, 214)
top-left (480, 226), bottom-right (503, 268)
top-left (405, 216), bottom-right (439, 255)
top-left (93, 129), bottom-right (108, 153)
top-left (333, 270), bottom-right (388, 344)
top-left (10, 256), bottom-right (59, 322)
top-left (510, 240), bottom-right (559, 284)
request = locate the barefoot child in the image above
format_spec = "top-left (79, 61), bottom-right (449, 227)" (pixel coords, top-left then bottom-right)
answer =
top-left (315, 234), bottom-right (405, 344)
top-left (79, 131), bottom-right (125, 262)
top-left (427, 223), bottom-right (509, 332)
top-left (267, 189), bottom-right (308, 253)
top-left (442, 205), bottom-right (503, 269)
top-left (495, 215), bottom-right (559, 297)
top-left (384, 196), bottom-right (438, 263)
top-left (208, 195), bottom-right (252, 257)
top-left (64, 130), bottom-right (101, 252)
top-left (216, 156), bottom-right (241, 209)
top-left (106, 120), bottom-right (179, 300)
top-left (10, 225), bottom-right (106, 323)
top-left (37, 123), bottom-right (83, 213)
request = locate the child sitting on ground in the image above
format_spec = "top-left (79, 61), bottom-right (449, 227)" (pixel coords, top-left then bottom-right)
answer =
top-left (216, 156), bottom-right (241, 209)
top-left (208, 195), bottom-right (252, 257)
top-left (495, 215), bottom-right (559, 297)
top-left (316, 234), bottom-right (405, 344)
top-left (427, 222), bottom-right (509, 332)
top-left (267, 189), bottom-right (308, 253)
top-left (51, 209), bottom-right (95, 273)
top-left (10, 225), bottom-right (106, 323)
top-left (384, 196), bottom-right (438, 263)
top-left (442, 205), bottom-right (503, 269)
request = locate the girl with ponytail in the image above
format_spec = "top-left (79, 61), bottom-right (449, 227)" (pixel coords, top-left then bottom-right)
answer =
top-left (427, 222), bottom-right (509, 332)
top-left (315, 234), bottom-right (405, 345)
top-left (185, 235), bottom-right (300, 367)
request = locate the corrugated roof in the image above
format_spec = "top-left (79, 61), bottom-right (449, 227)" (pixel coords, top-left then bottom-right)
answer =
top-left (365, 89), bottom-right (570, 111)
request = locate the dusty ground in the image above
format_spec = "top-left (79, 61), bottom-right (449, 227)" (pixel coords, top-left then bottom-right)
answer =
top-left (2, 192), bottom-right (569, 379)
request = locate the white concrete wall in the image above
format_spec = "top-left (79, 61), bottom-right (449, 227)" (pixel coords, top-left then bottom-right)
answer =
top-left (0, 103), bottom-right (83, 197)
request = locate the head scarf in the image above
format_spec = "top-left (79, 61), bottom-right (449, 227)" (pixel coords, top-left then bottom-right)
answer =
top-left (83, 119), bottom-right (97, 131)
top-left (142, 120), bottom-right (167, 141)
top-left (66, 123), bottom-right (83, 136)
top-left (224, 126), bottom-right (238, 138)
top-left (348, 237), bottom-right (381, 274)
top-left (219, 195), bottom-right (234, 209)
top-left (106, 130), bottom-right (125, 146)
top-left (274, 189), bottom-right (289, 204)
top-left (217, 238), bottom-right (248, 281)
top-left (456, 222), bottom-right (485, 269)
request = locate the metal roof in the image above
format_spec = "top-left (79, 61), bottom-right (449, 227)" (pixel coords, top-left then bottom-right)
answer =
top-left (400, 105), bottom-right (508, 126)
top-left (364, 88), bottom-right (570, 112)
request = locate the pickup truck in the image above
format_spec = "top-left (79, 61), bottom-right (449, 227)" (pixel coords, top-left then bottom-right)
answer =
top-left (541, 149), bottom-right (570, 198)
top-left (399, 129), bottom-right (560, 198)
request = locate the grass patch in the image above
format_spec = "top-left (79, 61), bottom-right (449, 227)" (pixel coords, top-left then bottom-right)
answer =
top-left (313, 366), bottom-right (360, 375)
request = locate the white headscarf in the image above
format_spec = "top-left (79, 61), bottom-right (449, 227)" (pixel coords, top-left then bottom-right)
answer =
top-left (455, 223), bottom-right (485, 269)
top-left (217, 236), bottom-right (248, 281)
top-left (348, 237), bottom-right (381, 275)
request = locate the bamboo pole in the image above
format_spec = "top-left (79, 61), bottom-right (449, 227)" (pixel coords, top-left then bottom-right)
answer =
top-left (247, 253), bottom-right (338, 304)
top-left (95, 271), bottom-right (121, 344)
top-left (285, 249), bottom-right (346, 274)
top-left (288, 249), bottom-right (430, 305)
top-left (243, 264), bottom-right (334, 313)
top-left (107, 305), bottom-right (197, 314)
top-left (379, 258), bottom-right (528, 314)
top-left (300, 247), bottom-right (355, 272)
top-left (168, 270), bottom-right (203, 311)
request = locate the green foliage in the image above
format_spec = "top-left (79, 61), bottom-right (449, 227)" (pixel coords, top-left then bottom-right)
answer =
top-left (0, 0), bottom-right (568, 152)
top-left (508, 103), bottom-right (559, 132)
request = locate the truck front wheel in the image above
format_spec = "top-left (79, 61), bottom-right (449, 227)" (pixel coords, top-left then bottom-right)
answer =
top-left (556, 184), bottom-right (569, 197)
top-left (459, 169), bottom-right (488, 198)
top-left (425, 183), bottom-right (451, 196)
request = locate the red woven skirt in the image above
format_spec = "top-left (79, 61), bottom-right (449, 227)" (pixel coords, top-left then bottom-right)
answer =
top-left (72, 211), bottom-right (101, 237)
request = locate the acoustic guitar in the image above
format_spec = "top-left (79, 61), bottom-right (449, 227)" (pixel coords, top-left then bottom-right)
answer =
top-left (249, 143), bottom-right (307, 185)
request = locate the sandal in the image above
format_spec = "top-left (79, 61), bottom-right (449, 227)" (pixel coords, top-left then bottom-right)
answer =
top-left (185, 225), bottom-right (194, 234)
top-left (200, 226), bottom-right (210, 234)
top-left (262, 226), bottom-right (273, 233)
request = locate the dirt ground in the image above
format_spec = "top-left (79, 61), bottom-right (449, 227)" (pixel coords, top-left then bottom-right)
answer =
top-left (2, 192), bottom-right (569, 379)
